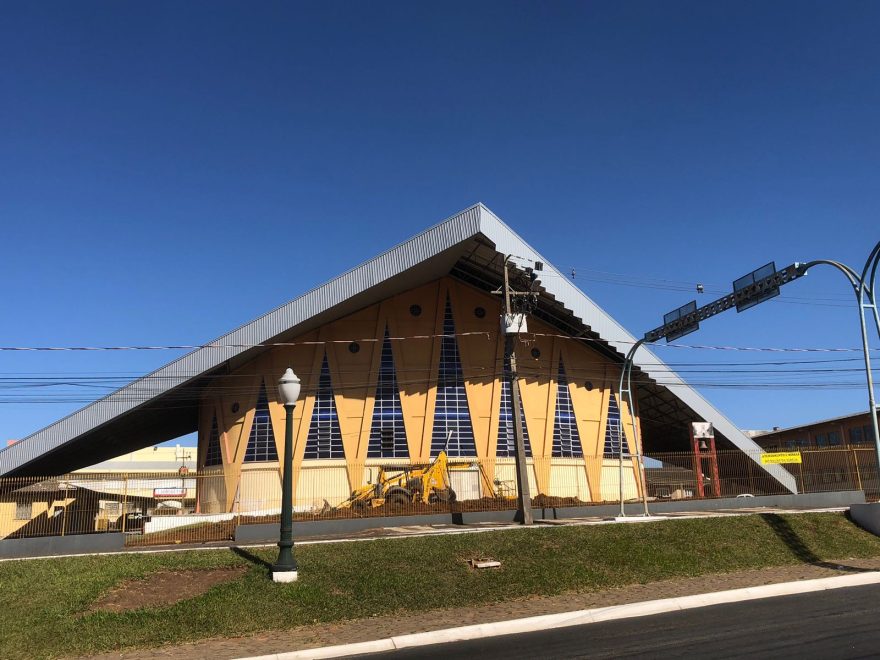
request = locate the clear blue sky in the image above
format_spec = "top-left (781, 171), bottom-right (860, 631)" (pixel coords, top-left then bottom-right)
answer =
top-left (2, 1), bottom-right (879, 447)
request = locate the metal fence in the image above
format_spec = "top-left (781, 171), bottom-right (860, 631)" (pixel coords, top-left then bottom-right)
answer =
top-left (0, 448), bottom-right (876, 547)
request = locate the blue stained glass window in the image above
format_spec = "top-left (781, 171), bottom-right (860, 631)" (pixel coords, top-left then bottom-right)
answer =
top-left (431, 298), bottom-right (476, 457)
top-left (244, 384), bottom-right (278, 462)
top-left (552, 359), bottom-right (582, 457)
top-left (304, 354), bottom-right (345, 459)
top-left (205, 415), bottom-right (223, 467)
top-left (368, 328), bottom-right (408, 458)
top-left (497, 355), bottom-right (532, 458)
top-left (603, 393), bottom-right (624, 458)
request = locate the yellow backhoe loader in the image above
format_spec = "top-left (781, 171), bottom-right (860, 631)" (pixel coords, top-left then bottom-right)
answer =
top-left (337, 450), bottom-right (458, 509)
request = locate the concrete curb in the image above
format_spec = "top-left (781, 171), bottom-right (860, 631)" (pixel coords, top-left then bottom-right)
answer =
top-left (238, 571), bottom-right (880, 660)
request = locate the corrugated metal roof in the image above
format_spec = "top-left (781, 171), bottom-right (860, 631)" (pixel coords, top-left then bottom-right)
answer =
top-left (0, 203), bottom-right (795, 492)
top-left (0, 205), bottom-right (480, 474)
top-left (752, 406), bottom-right (880, 438)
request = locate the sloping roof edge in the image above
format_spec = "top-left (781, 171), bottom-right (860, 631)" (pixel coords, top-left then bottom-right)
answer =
top-left (477, 207), bottom-right (795, 492)
top-left (1, 203), bottom-right (796, 492)
top-left (1, 204), bottom-right (483, 474)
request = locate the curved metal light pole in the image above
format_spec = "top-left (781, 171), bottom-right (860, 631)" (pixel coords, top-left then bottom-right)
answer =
top-left (618, 338), bottom-right (651, 518)
top-left (862, 242), bottom-right (880, 340)
top-left (802, 242), bottom-right (880, 477)
top-left (618, 242), bottom-right (880, 512)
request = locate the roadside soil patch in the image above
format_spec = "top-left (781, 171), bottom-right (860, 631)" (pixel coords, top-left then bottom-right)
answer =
top-left (81, 558), bottom-right (880, 660)
top-left (88, 567), bottom-right (247, 613)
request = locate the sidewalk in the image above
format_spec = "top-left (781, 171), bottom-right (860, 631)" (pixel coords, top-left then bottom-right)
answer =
top-left (18, 505), bottom-right (847, 563)
top-left (82, 555), bottom-right (880, 660)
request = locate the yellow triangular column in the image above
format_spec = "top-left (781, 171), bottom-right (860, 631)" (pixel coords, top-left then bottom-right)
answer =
top-left (561, 343), bottom-right (607, 502)
top-left (450, 280), bottom-right (505, 494)
top-left (267, 332), bottom-right (321, 501)
top-left (516, 318), bottom-right (556, 495)
top-left (389, 281), bottom-right (443, 462)
top-left (321, 306), bottom-right (381, 490)
top-left (216, 371), bottom-right (260, 511)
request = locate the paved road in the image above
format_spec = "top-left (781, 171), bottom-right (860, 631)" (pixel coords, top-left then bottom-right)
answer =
top-left (361, 583), bottom-right (880, 659)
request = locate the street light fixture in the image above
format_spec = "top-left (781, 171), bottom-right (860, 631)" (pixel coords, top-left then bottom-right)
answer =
top-left (273, 367), bottom-right (301, 583)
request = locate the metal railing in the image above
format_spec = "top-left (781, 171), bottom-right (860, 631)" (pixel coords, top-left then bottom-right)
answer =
top-left (0, 448), bottom-right (875, 546)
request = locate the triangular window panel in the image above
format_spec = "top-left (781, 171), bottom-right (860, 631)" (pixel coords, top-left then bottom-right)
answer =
top-left (305, 354), bottom-right (345, 459)
top-left (603, 393), bottom-right (624, 458)
top-left (552, 359), bottom-right (582, 457)
top-left (497, 354), bottom-right (532, 458)
top-left (204, 415), bottom-right (223, 467)
top-left (244, 384), bottom-right (278, 462)
top-left (431, 297), bottom-right (476, 457)
top-left (368, 328), bottom-right (408, 458)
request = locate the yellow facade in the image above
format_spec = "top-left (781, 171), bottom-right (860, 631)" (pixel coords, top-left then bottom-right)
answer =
top-left (198, 277), bottom-right (643, 512)
top-left (0, 496), bottom-right (76, 539)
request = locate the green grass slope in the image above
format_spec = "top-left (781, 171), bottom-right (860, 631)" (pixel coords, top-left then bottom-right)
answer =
top-left (1, 513), bottom-right (878, 659)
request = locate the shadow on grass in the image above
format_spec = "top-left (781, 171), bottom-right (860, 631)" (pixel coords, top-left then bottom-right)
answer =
top-left (760, 513), bottom-right (871, 573)
top-left (231, 546), bottom-right (273, 572)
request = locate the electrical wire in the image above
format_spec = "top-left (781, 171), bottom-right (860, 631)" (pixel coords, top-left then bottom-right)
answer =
top-left (1, 361), bottom-right (876, 405)
top-left (2, 332), bottom-right (877, 408)
top-left (0, 330), bottom-right (877, 353)
top-left (545, 262), bottom-right (854, 297)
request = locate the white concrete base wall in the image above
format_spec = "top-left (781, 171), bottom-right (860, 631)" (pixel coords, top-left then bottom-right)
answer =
top-left (599, 460), bottom-right (639, 502)
top-left (850, 502), bottom-right (880, 536)
top-left (144, 512), bottom-right (234, 534)
top-left (493, 461), bottom-right (538, 498)
top-left (548, 461), bottom-right (590, 500)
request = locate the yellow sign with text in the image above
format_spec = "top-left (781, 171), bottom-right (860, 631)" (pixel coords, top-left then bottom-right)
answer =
top-left (761, 451), bottom-right (802, 465)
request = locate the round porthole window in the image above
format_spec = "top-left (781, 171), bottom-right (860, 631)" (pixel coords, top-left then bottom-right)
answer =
top-left (530, 347), bottom-right (541, 359)
top-left (348, 342), bottom-right (360, 354)
top-left (231, 402), bottom-right (240, 414)
top-left (584, 381), bottom-right (594, 391)
top-left (474, 306), bottom-right (486, 318)
top-left (409, 304), bottom-right (422, 317)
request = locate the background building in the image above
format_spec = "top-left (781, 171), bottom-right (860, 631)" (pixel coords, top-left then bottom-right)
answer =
top-left (750, 408), bottom-right (880, 498)
top-left (751, 408), bottom-right (880, 451)
top-left (0, 445), bottom-right (197, 539)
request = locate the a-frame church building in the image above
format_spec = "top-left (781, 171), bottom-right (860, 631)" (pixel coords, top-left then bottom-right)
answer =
top-left (0, 204), bottom-right (796, 513)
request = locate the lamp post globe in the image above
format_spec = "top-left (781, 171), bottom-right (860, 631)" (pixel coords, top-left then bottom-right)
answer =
top-left (278, 368), bottom-right (301, 406)
top-left (273, 367), bottom-right (301, 583)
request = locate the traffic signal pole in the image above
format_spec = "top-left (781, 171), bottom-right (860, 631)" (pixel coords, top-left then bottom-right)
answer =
top-left (619, 261), bottom-right (812, 514)
top-left (625, 244), bottom-right (880, 510)
top-left (800, 246), bottom-right (880, 482)
top-left (643, 262), bottom-right (809, 344)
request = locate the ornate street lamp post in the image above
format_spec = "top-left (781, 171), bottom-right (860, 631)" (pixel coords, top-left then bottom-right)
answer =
top-left (273, 367), bottom-right (301, 583)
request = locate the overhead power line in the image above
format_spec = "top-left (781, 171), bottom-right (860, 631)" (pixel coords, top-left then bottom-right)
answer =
top-left (0, 331), bottom-right (877, 354)
top-left (538, 266), bottom-right (853, 307)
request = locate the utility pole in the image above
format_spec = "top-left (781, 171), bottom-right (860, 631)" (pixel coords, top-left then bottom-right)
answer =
top-left (500, 255), bottom-right (535, 525)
